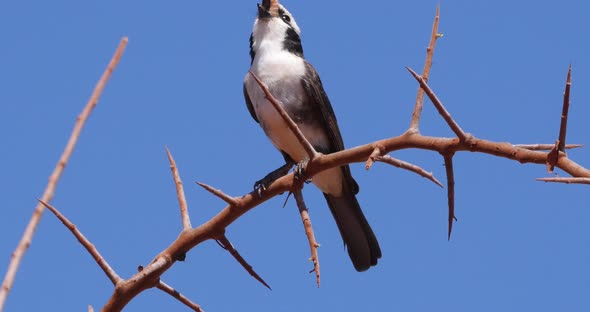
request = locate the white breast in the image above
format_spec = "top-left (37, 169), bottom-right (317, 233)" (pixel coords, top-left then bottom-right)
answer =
top-left (245, 52), bottom-right (313, 161)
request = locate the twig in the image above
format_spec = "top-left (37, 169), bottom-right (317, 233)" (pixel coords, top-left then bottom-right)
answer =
top-left (196, 182), bottom-right (239, 207)
top-left (536, 177), bottom-right (590, 185)
top-left (216, 235), bottom-right (271, 290)
top-left (249, 71), bottom-right (317, 159)
top-left (407, 67), bottom-right (468, 141)
top-left (409, 4), bottom-right (441, 131)
top-left (443, 154), bottom-right (457, 240)
top-left (166, 147), bottom-right (192, 230)
top-left (515, 143), bottom-right (582, 151)
top-left (0, 37), bottom-right (128, 311)
top-left (38, 200), bottom-right (122, 285)
top-left (375, 155), bottom-right (443, 188)
top-left (558, 65), bottom-right (572, 152)
top-left (157, 280), bottom-right (204, 312)
top-left (293, 189), bottom-right (320, 287)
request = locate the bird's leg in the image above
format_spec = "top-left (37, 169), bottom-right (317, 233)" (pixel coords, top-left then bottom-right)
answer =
top-left (254, 161), bottom-right (295, 194)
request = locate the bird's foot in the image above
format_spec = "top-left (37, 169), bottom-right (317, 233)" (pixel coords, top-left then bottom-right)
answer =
top-left (254, 162), bottom-right (294, 196)
top-left (294, 157), bottom-right (312, 184)
top-left (253, 180), bottom-right (266, 197)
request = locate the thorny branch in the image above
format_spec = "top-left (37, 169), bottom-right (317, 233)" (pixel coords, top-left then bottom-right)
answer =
top-left (293, 188), bottom-right (321, 288)
top-left (537, 177), bottom-right (590, 185)
top-left (558, 65), bottom-right (573, 152)
top-left (375, 155), bottom-right (443, 188)
top-left (196, 182), bottom-right (239, 207)
top-left (38, 200), bottom-right (122, 285)
top-left (546, 65), bottom-right (574, 173)
top-left (409, 4), bottom-right (441, 131)
top-left (443, 154), bottom-right (457, 240)
top-left (39, 196), bottom-right (203, 310)
top-left (156, 281), bottom-right (204, 312)
top-left (0, 37), bottom-right (128, 312)
top-left (166, 146), bottom-right (192, 230)
top-left (407, 67), bottom-right (468, 141)
top-left (99, 112), bottom-right (590, 310)
top-left (516, 143), bottom-right (582, 151)
top-left (104, 60), bottom-right (590, 308)
top-left (216, 235), bottom-right (271, 290)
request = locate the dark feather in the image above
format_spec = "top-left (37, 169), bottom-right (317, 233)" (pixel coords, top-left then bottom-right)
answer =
top-left (283, 28), bottom-right (303, 58)
top-left (300, 61), bottom-right (380, 271)
top-left (300, 62), bottom-right (359, 194)
top-left (249, 33), bottom-right (256, 64)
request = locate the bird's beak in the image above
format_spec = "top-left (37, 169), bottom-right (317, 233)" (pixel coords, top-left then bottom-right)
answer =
top-left (258, 0), bottom-right (279, 19)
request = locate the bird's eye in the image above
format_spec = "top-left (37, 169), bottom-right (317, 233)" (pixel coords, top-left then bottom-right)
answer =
top-left (281, 14), bottom-right (291, 23)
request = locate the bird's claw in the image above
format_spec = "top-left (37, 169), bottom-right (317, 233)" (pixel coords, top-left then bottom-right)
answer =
top-left (254, 179), bottom-right (268, 197)
top-left (294, 158), bottom-right (312, 183)
top-left (253, 161), bottom-right (295, 197)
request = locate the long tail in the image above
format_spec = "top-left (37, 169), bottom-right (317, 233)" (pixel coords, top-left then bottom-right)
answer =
top-left (324, 185), bottom-right (381, 272)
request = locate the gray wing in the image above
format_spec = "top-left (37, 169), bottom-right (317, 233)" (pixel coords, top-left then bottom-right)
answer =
top-left (243, 81), bottom-right (259, 123)
top-left (300, 61), bottom-right (359, 194)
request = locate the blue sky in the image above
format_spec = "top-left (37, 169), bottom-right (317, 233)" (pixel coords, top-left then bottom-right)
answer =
top-left (1, 1), bottom-right (589, 311)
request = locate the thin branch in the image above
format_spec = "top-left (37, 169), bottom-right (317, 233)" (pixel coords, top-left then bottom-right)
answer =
top-left (166, 147), bottom-right (192, 230)
top-left (407, 67), bottom-right (468, 141)
top-left (196, 182), bottom-right (239, 207)
top-left (38, 200), bottom-right (122, 285)
top-left (248, 71), bottom-right (317, 159)
top-left (375, 155), bottom-right (443, 188)
top-left (157, 280), bottom-right (204, 312)
top-left (515, 143), bottom-right (582, 151)
top-left (443, 154), bottom-right (457, 240)
top-left (410, 4), bottom-right (441, 131)
top-left (536, 177), bottom-right (590, 185)
top-left (216, 235), bottom-right (271, 290)
top-left (293, 189), bottom-right (320, 287)
top-left (0, 37), bottom-right (128, 310)
top-left (558, 65), bottom-right (572, 152)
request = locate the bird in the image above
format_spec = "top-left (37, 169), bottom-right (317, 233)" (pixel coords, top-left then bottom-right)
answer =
top-left (243, 0), bottom-right (381, 272)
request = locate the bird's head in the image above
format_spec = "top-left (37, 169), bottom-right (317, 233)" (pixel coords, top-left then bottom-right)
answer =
top-left (249, 0), bottom-right (303, 63)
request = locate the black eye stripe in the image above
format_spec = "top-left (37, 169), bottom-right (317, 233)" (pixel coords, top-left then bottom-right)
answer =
top-left (283, 27), bottom-right (303, 58)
